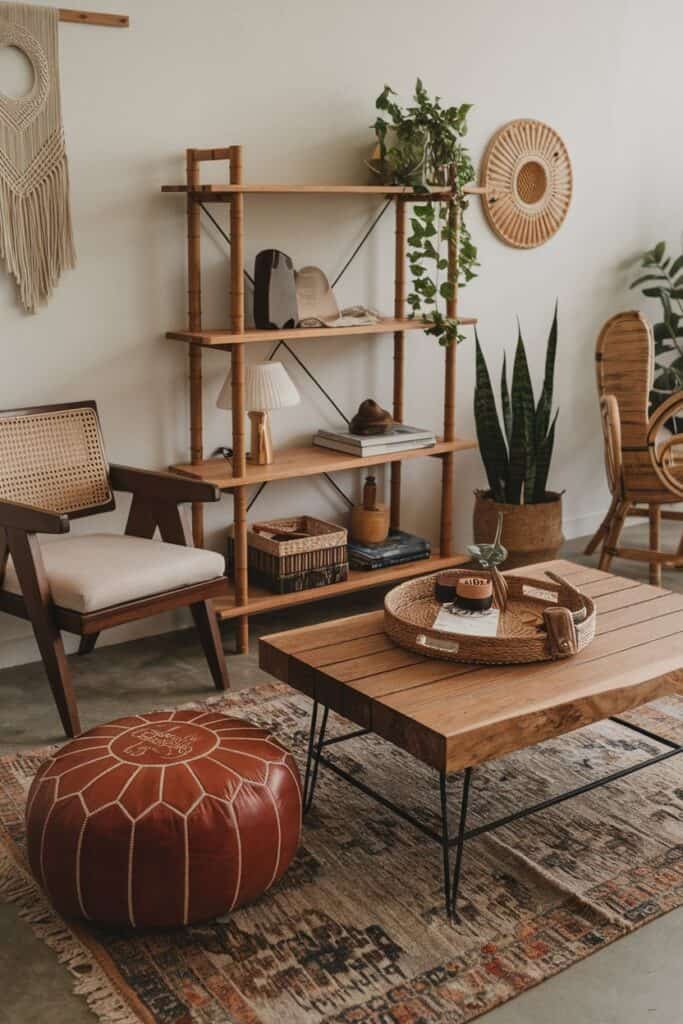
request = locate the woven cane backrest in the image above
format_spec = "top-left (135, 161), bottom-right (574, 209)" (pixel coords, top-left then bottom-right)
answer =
top-left (0, 402), bottom-right (114, 517)
top-left (595, 312), bottom-right (666, 501)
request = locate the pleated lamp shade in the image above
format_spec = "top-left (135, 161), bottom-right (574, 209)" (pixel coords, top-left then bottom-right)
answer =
top-left (216, 361), bottom-right (300, 411)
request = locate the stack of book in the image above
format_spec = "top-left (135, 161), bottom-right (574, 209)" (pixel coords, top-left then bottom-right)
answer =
top-left (348, 530), bottom-right (431, 571)
top-left (313, 423), bottom-right (436, 457)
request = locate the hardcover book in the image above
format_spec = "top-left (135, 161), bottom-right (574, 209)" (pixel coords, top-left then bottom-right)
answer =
top-left (348, 529), bottom-right (431, 570)
top-left (314, 424), bottom-right (436, 456)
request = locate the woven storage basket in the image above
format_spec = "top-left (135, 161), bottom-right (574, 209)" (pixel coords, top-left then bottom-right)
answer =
top-left (246, 516), bottom-right (347, 556)
top-left (228, 517), bottom-right (348, 594)
top-left (384, 569), bottom-right (596, 665)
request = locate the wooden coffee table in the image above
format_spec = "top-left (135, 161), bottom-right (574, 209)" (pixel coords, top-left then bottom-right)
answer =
top-left (259, 559), bottom-right (683, 919)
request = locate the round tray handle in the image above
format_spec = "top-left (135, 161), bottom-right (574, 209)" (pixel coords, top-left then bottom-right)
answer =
top-left (416, 634), bottom-right (461, 654)
top-left (544, 570), bottom-right (589, 624)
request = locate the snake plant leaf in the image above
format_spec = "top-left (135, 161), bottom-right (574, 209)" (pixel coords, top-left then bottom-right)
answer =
top-left (535, 301), bottom-right (558, 450)
top-left (508, 329), bottom-right (536, 503)
top-left (532, 409), bottom-right (558, 502)
top-left (501, 352), bottom-right (512, 445)
top-left (474, 332), bottom-right (509, 502)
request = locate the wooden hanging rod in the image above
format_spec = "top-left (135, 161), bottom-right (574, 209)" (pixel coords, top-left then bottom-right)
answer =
top-left (58, 8), bottom-right (129, 27)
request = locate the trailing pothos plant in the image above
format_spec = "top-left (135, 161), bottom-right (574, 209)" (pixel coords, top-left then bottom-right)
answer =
top-left (630, 238), bottom-right (683, 420)
top-left (372, 79), bottom-right (478, 346)
top-left (474, 306), bottom-right (559, 504)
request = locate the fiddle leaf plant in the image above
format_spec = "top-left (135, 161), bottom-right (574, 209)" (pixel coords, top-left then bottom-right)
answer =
top-left (630, 237), bottom-right (683, 420)
top-left (373, 79), bottom-right (478, 346)
top-left (474, 305), bottom-right (559, 505)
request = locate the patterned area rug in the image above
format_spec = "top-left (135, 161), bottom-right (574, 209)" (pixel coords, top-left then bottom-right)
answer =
top-left (1, 683), bottom-right (682, 1024)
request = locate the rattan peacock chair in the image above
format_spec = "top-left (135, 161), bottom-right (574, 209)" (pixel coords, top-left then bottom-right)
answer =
top-left (585, 311), bottom-right (683, 583)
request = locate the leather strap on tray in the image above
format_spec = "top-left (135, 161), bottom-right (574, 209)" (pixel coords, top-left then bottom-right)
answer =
top-left (543, 606), bottom-right (578, 659)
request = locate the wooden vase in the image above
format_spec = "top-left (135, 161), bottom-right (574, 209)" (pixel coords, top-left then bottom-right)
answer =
top-left (350, 505), bottom-right (390, 544)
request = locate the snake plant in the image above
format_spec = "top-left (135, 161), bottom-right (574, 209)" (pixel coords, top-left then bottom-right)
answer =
top-left (474, 306), bottom-right (559, 504)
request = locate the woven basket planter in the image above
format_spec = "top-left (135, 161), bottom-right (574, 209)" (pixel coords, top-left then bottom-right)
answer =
top-left (473, 491), bottom-right (564, 570)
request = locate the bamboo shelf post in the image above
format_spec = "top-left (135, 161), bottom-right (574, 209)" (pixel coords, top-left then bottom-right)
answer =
top-left (390, 198), bottom-right (406, 531)
top-left (229, 145), bottom-right (249, 654)
top-left (440, 197), bottom-right (460, 557)
top-left (186, 149), bottom-right (204, 547)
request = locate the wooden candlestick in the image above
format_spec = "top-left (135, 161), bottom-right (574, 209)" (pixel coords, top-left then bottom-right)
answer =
top-left (247, 410), bottom-right (273, 465)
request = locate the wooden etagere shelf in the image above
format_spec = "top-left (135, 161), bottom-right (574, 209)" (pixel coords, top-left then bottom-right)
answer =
top-left (161, 182), bottom-right (490, 199)
top-left (171, 438), bottom-right (477, 491)
top-left (166, 316), bottom-right (478, 349)
top-left (212, 552), bottom-right (470, 620)
top-left (163, 144), bottom-right (485, 650)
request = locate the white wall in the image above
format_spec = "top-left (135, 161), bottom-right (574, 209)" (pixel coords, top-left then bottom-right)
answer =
top-left (0, 0), bottom-right (681, 668)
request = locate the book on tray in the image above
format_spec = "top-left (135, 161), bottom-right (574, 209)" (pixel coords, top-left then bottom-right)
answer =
top-left (313, 423), bottom-right (436, 457)
top-left (348, 529), bottom-right (431, 571)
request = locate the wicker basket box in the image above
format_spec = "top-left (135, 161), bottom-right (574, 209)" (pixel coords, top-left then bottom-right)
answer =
top-left (227, 516), bottom-right (348, 594)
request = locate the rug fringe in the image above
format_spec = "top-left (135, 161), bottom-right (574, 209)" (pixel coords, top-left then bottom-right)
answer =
top-left (0, 842), bottom-right (142, 1024)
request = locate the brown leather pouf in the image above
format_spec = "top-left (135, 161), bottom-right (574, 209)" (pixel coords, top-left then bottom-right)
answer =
top-left (25, 709), bottom-right (301, 927)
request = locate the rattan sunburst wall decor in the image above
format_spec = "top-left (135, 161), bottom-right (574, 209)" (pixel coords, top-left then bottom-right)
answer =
top-left (480, 119), bottom-right (572, 249)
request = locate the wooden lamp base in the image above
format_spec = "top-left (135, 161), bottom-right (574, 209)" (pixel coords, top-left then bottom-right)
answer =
top-left (247, 410), bottom-right (273, 465)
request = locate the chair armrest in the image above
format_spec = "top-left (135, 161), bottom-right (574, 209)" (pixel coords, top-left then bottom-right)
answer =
top-left (109, 465), bottom-right (221, 504)
top-left (0, 498), bottom-right (70, 535)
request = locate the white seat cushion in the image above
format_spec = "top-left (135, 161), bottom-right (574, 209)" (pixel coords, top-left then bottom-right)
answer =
top-left (2, 533), bottom-right (226, 614)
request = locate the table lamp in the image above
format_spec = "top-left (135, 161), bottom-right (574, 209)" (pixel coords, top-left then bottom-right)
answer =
top-left (216, 361), bottom-right (300, 465)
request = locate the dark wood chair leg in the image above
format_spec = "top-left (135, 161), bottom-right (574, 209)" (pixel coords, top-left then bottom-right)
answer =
top-left (6, 529), bottom-right (81, 738)
top-left (77, 633), bottom-right (99, 656)
top-left (190, 601), bottom-right (230, 691)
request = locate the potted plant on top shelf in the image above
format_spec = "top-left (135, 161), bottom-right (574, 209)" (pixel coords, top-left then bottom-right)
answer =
top-left (473, 305), bottom-right (563, 569)
top-left (369, 78), bottom-right (478, 347)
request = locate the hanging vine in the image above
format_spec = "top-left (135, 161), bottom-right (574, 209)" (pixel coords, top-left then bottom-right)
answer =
top-left (372, 80), bottom-right (479, 346)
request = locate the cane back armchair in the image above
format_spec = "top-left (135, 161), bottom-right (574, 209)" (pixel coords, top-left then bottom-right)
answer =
top-left (585, 311), bottom-right (683, 583)
top-left (0, 401), bottom-right (230, 737)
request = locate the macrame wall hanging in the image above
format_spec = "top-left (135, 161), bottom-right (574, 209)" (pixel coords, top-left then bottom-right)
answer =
top-left (0, 3), bottom-right (129, 312)
top-left (0, 3), bottom-right (74, 311)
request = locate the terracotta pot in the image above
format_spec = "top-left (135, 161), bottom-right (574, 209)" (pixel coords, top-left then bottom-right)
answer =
top-left (472, 490), bottom-right (564, 570)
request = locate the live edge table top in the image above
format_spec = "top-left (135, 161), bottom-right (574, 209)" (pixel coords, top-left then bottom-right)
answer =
top-left (258, 560), bottom-right (683, 775)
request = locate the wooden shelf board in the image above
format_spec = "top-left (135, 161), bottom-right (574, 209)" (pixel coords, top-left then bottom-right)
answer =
top-left (166, 316), bottom-right (478, 348)
top-left (216, 552), bottom-right (470, 620)
top-left (161, 183), bottom-right (489, 199)
top-left (171, 438), bottom-right (477, 490)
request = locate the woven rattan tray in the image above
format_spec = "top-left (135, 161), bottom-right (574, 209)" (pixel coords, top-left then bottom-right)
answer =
top-left (384, 569), bottom-right (596, 664)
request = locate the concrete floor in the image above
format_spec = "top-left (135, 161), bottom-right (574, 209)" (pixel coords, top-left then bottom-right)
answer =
top-left (1, 524), bottom-right (682, 1023)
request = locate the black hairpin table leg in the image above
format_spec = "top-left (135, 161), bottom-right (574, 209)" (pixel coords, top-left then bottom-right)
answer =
top-left (449, 767), bottom-right (473, 921)
top-left (303, 701), bottom-right (329, 814)
top-left (440, 768), bottom-right (473, 920)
